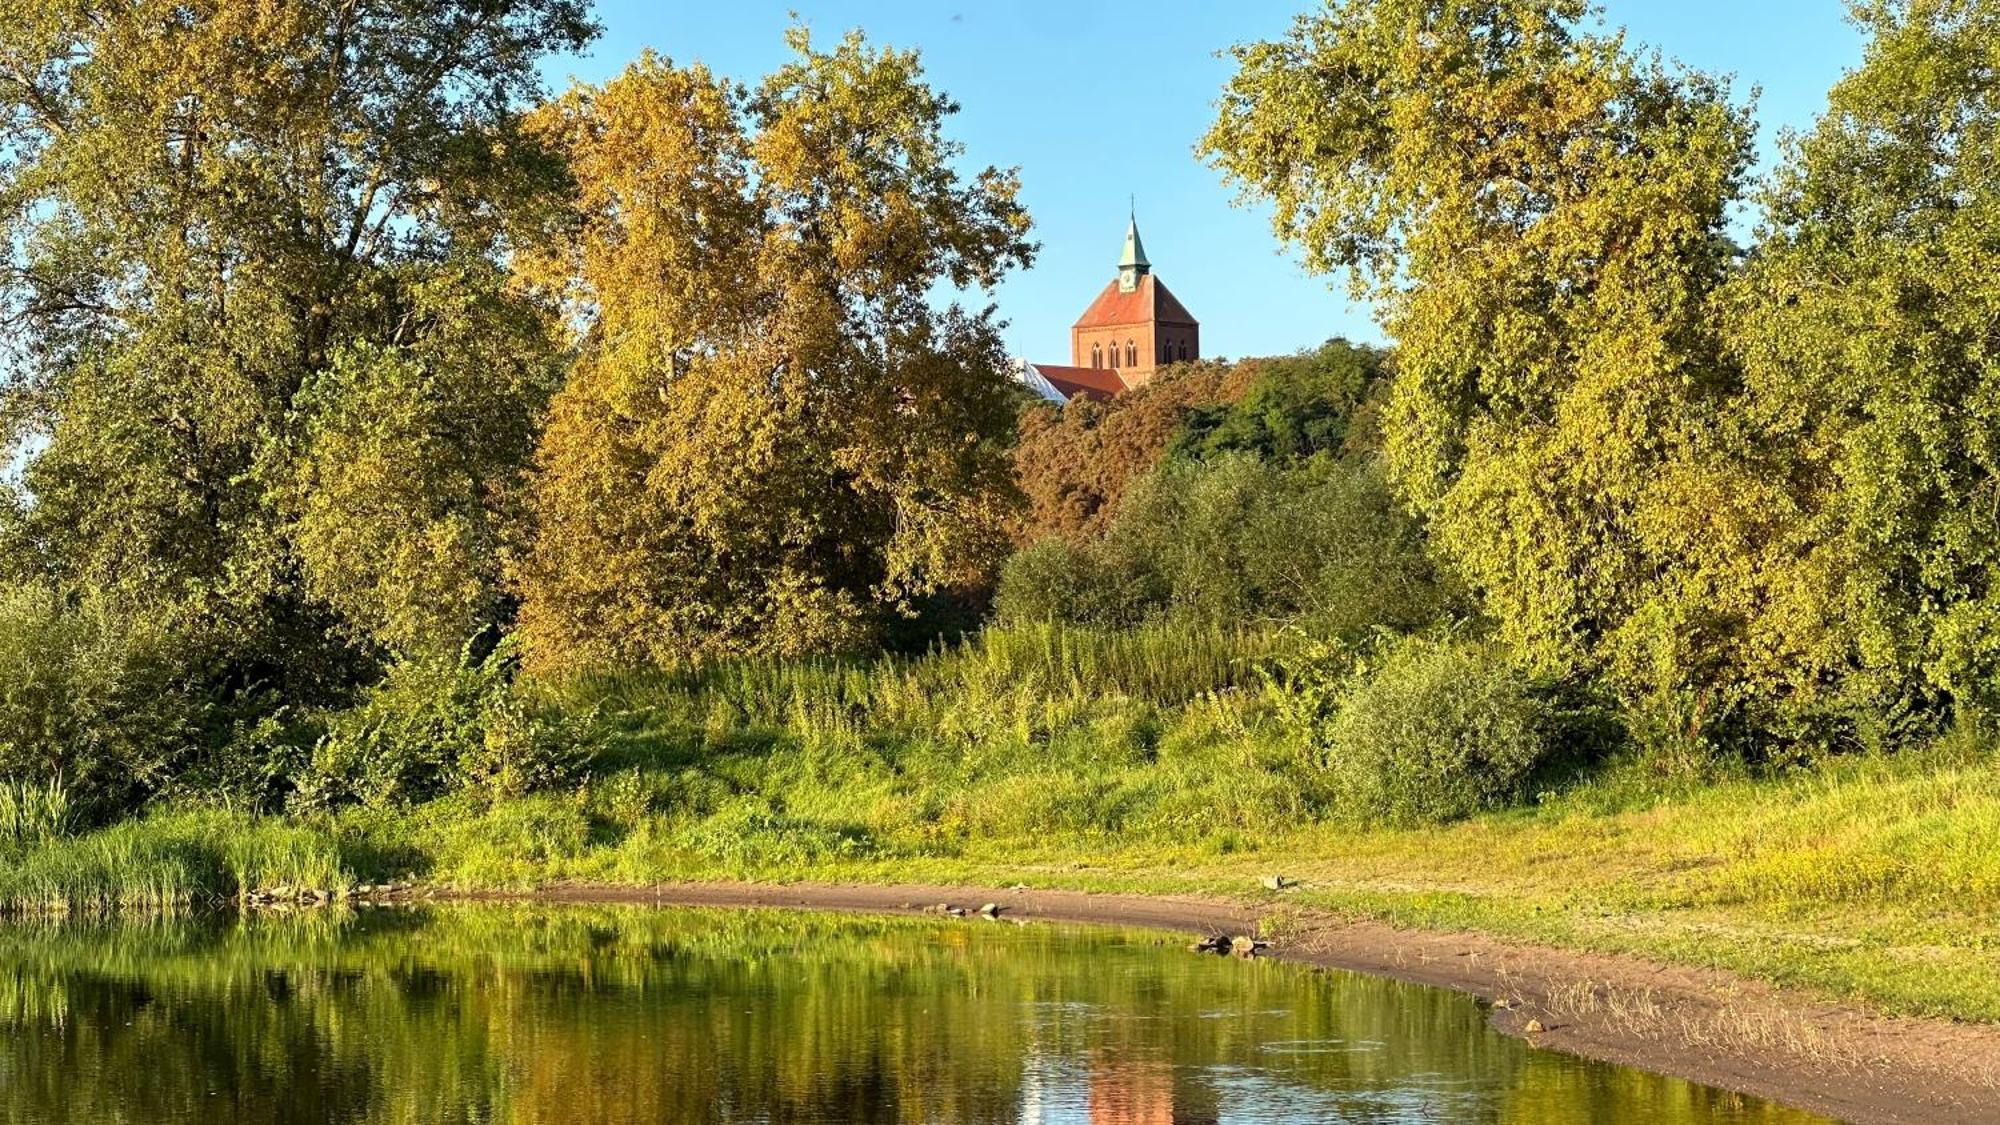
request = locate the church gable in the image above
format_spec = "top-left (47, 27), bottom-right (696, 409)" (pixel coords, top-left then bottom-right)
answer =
top-left (1021, 214), bottom-right (1203, 403)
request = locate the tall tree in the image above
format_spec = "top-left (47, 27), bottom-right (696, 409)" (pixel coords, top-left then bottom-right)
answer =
top-left (1729, 0), bottom-right (2000, 736)
top-left (512, 32), bottom-right (1033, 672)
top-left (1202, 0), bottom-right (1765, 721)
top-left (0, 0), bottom-right (594, 670)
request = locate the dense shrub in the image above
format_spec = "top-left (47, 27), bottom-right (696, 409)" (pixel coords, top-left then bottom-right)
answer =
top-left (1303, 637), bottom-right (1555, 825)
top-left (294, 642), bottom-right (594, 812)
top-left (998, 455), bottom-right (1458, 638)
top-left (1121, 455), bottom-right (1453, 634)
top-left (0, 584), bottom-right (201, 818)
top-left (991, 539), bottom-right (1159, 628)
top-left (455, 694), bottom-right (597, 800)
top-left (1169, 339), bottom-right (1391, 463)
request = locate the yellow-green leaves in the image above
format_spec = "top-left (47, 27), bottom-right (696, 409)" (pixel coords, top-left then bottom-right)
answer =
top-left (1726, 0), bottom-right (2000, 729)
top-left (283, 268), bottom-right (563, 657)
top-left (512, 31), bottom-right (1032, 673)
top-left (0, 0), bottom-right (592, 665)
top-left (1206, 0), bottom-right (2000, 746)
top-left (1203, 0), bottom-right (1761, 721)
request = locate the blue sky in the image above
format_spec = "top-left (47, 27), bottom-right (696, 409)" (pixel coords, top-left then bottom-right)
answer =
top-left (546, 2), bottom-right (1866, 362)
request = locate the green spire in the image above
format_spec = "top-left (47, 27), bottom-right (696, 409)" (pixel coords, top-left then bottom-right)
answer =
top-left (1119, 214), bottom-right (1150, 272)
top-left (1118, 208), bottom-right (1150, 292)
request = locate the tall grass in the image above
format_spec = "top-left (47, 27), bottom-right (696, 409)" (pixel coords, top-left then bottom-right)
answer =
top-left (0, 810), bottom-right (349, 916)
top-left (571, 621), bottom-right (1289, 718)
top-left (525, 623), bottom-right (1315, 869)
top-left (0, 779), bottom-right (72, 847)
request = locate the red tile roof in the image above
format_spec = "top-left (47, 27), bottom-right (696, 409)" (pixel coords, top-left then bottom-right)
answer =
top-left (1071, 274), bottom-right (1199, 331)
top-left (1030, 363), bottom-right (1127, 402)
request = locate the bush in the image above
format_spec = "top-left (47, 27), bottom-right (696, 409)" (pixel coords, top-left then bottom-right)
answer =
top-left (0, 584), bottom-right (200, 819)
top-left (1309, 637), bottom-right (1555, 824)
top-left (1169, 338), bottom-right (1391, 463)
top-left (293, 656), bottom-right (483, 812)
top-left (453, 695), bottom-right (594, 801)
top-left (1002, 455), bottom-right (1459, 638)
top-left (992, 539), bottom-right (1160, 627)
top-left (294, 640), bottom-right (594, 812)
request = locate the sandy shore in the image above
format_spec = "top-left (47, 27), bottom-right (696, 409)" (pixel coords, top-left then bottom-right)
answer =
top-left (451, 880), bottom-right (2000, 1124)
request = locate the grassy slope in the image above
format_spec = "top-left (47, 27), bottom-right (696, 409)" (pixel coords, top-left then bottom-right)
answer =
top-left (5, 625), bottom-right (1998, 1023)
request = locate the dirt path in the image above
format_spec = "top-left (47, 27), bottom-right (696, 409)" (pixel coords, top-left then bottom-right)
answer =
top-left (457, 880), bottom-right (2000, 1125)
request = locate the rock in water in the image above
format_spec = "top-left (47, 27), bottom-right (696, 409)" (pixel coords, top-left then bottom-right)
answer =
top-left (978, 903), bottom-right (1002, 918)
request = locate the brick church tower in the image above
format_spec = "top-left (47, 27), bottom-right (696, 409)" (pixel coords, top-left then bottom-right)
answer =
top-left (1017, 214), bottom-right (1202, 403)
top-left (1069, 215), bottom-right (1199, 389)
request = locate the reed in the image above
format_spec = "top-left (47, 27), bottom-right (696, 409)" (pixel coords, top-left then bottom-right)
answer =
top-left (0, 779), bottom-right (71, 848)
top-left (0, 810), bottom-right (349, 916)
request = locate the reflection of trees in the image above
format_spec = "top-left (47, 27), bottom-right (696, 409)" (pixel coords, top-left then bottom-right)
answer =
top-left (0, 906), bottom-right (1822, 1124)
top-left (1498, 1055), bottom-right (1816, 1124)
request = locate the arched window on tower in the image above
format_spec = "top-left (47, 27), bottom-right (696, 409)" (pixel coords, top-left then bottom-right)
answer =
top-left (1091, 343), bottom-right (1102, 368)
top-left (1178, 341), bottom-right (1189, 361)
top-left (1126, 340), bottom-right (1137, 367)
top-left (1162, 341), bottom-right (1172, 364)
top-left (1108, 341), bottom-right (1118, 369)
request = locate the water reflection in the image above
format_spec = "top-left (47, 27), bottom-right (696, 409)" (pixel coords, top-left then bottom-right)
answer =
top-left (0, 905), bottom-right (1827, 1124)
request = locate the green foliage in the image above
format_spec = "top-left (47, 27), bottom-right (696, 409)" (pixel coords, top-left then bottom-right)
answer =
top-left (1203, 0), bottom-right (1759, 705)
top-left (281, 269), bottom-right (565, 658)
top-left (678, 798), bottom-right (879, 868)
top-left (295, 642), bottom-right (592, 812)
top-left (456, 694), bottom-right (596, 802)
top-left (1196, 0), bottom-right (2000, 754)
top-left (432, 794), bottom-right (594, 879)
top-left (0, 0), bottom-right (592, 811)
top-left (0, 779), bottom-right (71, 851)
top-left (0, 585), bottom-right (198, 816)
top-left (10, 0), bottom-right (2000, 902)
top-left (991, 538), bottom-right (1159, 628)
top-left (1721, 0), bottom-right (2000, 734)
top-left (552, 623), bottom-right (1319, 853)
top-left (1169, 339), bottom-right (1391, 463)
top-left (1304, 636), bottom-right (1556, 825)
top-left (1000, 454), bottom-right (1457, 638)
top-left (1002, 333), bottom-right (1450, 640)
top-left (0, 808), bottom-right (348, 914)
top-left (1123, 455), bottom-right (1454, 635)
top-left (295, 653), bottom-right (492, 812)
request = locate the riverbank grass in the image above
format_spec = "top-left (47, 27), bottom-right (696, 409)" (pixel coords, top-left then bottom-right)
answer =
top-left (5, 625), bottom-right (1998, 1024)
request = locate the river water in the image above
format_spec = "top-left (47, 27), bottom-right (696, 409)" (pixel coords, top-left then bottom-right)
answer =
top-left (0, 904), bottom-right (1827, 1123)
